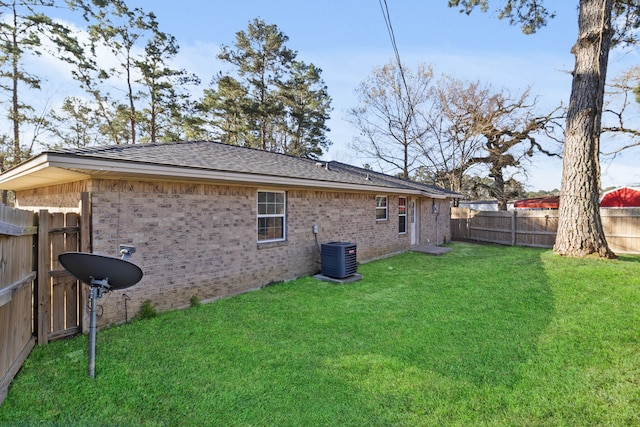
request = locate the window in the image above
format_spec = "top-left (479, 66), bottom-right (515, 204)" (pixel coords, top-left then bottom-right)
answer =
top-left (399, 197), bottom-right (407, 234)
top-left (257, 191), bottom-right (286, 242)
top-left (376, 195), bottom-right (388, 221)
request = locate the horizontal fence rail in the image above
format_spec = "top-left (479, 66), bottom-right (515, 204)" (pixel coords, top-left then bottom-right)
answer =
top-left (451, 207), bottom-right (640, 254)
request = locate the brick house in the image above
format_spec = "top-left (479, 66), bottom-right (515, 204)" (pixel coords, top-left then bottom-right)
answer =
top-left (0, 141), bottom-right (460, 326)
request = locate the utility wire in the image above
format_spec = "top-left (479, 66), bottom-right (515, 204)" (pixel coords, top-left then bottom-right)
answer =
top-left (378, 0), bottom-right (414, 114)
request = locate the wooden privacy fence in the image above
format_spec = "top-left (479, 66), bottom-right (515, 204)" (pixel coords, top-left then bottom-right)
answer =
top-left (0, 204), bottom-right (37, 404)
top-left (451, 207), bottom-right (640, 253)
top-left (1, 193), bottom-right (89, 405)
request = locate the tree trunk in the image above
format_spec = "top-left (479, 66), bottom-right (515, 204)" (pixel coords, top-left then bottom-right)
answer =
top-left (491, 167), bottom-right (508, 211)
top-left (126, 58), bottom-right (136, 145)
top-left (554, 0), bottom-right (615, 258)
top-left (11, 2), bottom-right (21, 164)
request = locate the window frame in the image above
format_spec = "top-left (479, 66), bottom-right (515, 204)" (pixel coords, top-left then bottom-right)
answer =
top-left (398, 196), bottom-right (407, 234)
top-left (257, 190), bottom-right (286, 243)
top-left (376, 195), bottom-right (388, 221)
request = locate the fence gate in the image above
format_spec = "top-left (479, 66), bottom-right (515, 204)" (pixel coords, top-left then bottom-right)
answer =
top-left (37, 195), bottom-right (91, 345)
top-left (0, 204), bottom-right (37, 404)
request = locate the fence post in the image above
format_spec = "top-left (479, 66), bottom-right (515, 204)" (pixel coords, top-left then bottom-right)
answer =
top-left (511, 210), bottom-right (517, 246)
top-left (37, 210), bottom-right (50, 345)
top-left (80, 192), bottom-right (91, 334)
top-left (80, 192), bottom-right (91, 253)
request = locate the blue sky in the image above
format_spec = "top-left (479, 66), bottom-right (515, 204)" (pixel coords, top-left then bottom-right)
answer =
top-left (49, 2), bottom-right (640, 190)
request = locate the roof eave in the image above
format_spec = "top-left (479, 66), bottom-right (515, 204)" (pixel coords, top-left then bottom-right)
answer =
top-left (0, 153), bottom-right (91, 190)
top-left (0, 153), bottom-right (457, 198)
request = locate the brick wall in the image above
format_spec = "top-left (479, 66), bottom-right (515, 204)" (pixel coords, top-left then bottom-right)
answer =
top-left (419, 198), bottom-right (451, 245)
top-left (15, 181), bottom-right (88, 212)
top-left (17, 178), bottom-right (451, 327)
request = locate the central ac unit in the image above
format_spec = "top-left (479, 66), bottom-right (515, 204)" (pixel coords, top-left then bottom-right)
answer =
top-left (321, 242), bottom-right (357, 279)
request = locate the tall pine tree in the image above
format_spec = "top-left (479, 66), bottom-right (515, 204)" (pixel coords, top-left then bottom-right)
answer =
top-left (203, 18), bottom-right (332, 158)
top-left (0, 0), bottom-right (85, 166)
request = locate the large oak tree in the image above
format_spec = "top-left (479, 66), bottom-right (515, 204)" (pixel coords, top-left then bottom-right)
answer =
top-left (430, 81), bottom-right (562, 211)
top-left (349, 65), bottom-right (560, 208)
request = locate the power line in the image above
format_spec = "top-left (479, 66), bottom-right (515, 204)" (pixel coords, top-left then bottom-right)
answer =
top-left (378, 0), bottom-right (403, 74)
top-left (378, 0), bottom-right (413, 111)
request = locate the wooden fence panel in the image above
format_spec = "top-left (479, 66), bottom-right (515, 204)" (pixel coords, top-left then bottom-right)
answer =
top-left (0, 204), bottom-right (37, 405)
top-left (601, 208), bottom-right (640, 254)
top-left (514, 210), bottom-right (558, 248)
top-left (468, 211), bottom-right (514, 246)
top-left (451, 207), bottom-right (640, 253)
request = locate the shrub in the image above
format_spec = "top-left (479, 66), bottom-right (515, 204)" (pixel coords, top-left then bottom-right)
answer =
top-left (135, 299), bottom-right (157, 320)
top-left (189, 295), bottom-right (201, 308)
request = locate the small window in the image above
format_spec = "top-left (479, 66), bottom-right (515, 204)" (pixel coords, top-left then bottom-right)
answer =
top-left (257, 191), bottom-right (286, 242)
top-left (376, 195), bottom-right (388, 221)
top-left (399, 197), bottom-right (407, 234)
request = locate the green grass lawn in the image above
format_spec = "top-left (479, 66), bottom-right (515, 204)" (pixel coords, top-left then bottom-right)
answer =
top-left (1, 242), bottom-right (639, 426)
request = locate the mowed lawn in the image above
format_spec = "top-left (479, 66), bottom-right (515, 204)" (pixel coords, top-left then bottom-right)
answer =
top-left (1, 242), bottom-right (639, 426)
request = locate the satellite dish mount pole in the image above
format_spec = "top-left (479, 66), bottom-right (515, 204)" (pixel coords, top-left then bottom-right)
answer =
top-left (88, 277), bottom-right (110, 378)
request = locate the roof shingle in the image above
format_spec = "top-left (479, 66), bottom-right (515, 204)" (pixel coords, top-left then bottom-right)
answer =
top-left (24, 141), bottom-right (461, 198)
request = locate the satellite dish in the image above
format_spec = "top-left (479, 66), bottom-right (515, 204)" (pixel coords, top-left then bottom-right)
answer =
top-left (58, 250), bottom-right (144, 378)
top-left (59, 252), bottom-right (143, 290)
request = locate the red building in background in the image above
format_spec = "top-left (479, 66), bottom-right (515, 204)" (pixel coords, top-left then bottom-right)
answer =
top-left (513, 187), bottom-right (640, 209)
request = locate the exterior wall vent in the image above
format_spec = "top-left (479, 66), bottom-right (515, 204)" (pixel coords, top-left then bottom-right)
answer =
top-left (321, 242), bottom-right (357, 279)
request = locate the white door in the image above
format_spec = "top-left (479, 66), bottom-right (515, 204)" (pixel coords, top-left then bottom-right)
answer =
top-left (410, 199), bottom-right (418, 245)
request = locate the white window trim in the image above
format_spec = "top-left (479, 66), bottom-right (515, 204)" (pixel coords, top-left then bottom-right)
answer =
top-left (257, 190), bottom-right (286, 243)
top-left (399, 196), bottom-right (407, 234)
top-left (376, 195), bottom-right (388, 221)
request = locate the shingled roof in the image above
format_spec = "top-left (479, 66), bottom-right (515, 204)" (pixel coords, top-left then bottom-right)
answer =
top-left (0, 140), bottom-right (461, 199)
